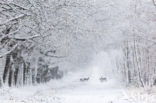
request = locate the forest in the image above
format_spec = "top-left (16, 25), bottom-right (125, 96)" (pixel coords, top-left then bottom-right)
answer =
top-left (0, 0), bottom-right (156, 103)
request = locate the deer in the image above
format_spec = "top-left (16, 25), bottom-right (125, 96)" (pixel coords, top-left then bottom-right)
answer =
top-left (99, 77), bottom-right (107, 82)
top-left (80, 77), bottom-right (90, 82)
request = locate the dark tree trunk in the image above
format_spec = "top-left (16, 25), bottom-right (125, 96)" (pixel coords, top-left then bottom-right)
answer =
top-left (8, 69), bottom-right (13, 87)
top-left (2, 46), bottom-right (34, 87)
top-left (3, 54), bottom-right (11, 83)
top-left (12, 49), bottom-right (20, 86)
top-left (23, 62), bottom-right (27, 85)
top-left (14, 67), bottom-right (19, 86)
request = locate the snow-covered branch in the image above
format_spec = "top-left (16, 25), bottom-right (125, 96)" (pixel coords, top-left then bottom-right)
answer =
top-left (11, 35), bottom-right (41, 41)
top-left (9, 2), bottom-right (29, 10)
top-left (0, 14), bottom-right (27, 26)
top-left (0, 44), bottom-right (17, 58)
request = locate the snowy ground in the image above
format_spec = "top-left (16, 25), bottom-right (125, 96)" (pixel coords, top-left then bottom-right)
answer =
top-left (0, 61), bottom-right (156, 103)
top-left (1, 76), bottom-right (155, 103)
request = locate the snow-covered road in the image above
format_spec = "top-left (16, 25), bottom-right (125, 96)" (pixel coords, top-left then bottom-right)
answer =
top-left (0, 79), bottom-right (136, 103)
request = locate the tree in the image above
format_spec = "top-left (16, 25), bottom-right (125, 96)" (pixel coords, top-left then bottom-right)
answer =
top-left (0, 0), bottom-right (100, 87)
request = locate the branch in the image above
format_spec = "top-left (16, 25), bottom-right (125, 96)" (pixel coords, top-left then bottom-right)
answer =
top-left (0, 2), bottom-right (28, 10)
top-left (40, 50), bottom-right (66, 58)
top-left (0, 29), bottom-right (19, 39)
top-left (0, 44), bottom-right (17, 58)
top-left (0, 14), bottom-right (27, 26)
top-left (45, 54), bottom-right (66, 58)
top-left (9, 3), bottom-right (29, 10)
top-left (45, 50), bottom-right (56, 54)
top-left (11, 35), bottom-right (40, 41)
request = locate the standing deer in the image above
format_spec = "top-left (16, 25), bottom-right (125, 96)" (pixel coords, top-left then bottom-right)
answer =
top-left (80, 77), bottom-right (90, 82)
top-left (99, 77), bottom-right (107, 82)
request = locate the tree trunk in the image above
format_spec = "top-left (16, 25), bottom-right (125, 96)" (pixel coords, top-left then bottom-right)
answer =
top-left (3, 54), bottom-right (11, 84)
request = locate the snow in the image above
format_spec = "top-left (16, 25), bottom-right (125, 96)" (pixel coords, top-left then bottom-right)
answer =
top-left (0, 79), bottom-right (124, 103)
top-left (1, 51), bottom-right (155, 103)
top-left (1, 73), bottom-right (154, 103)
top-left (0, 65), bottom-right (156, 103)
top-left (0, 0), bottom-right (156, 103)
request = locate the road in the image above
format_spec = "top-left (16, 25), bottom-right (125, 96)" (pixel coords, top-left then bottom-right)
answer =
top-left (0, 78), bottom-right (137, 103)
